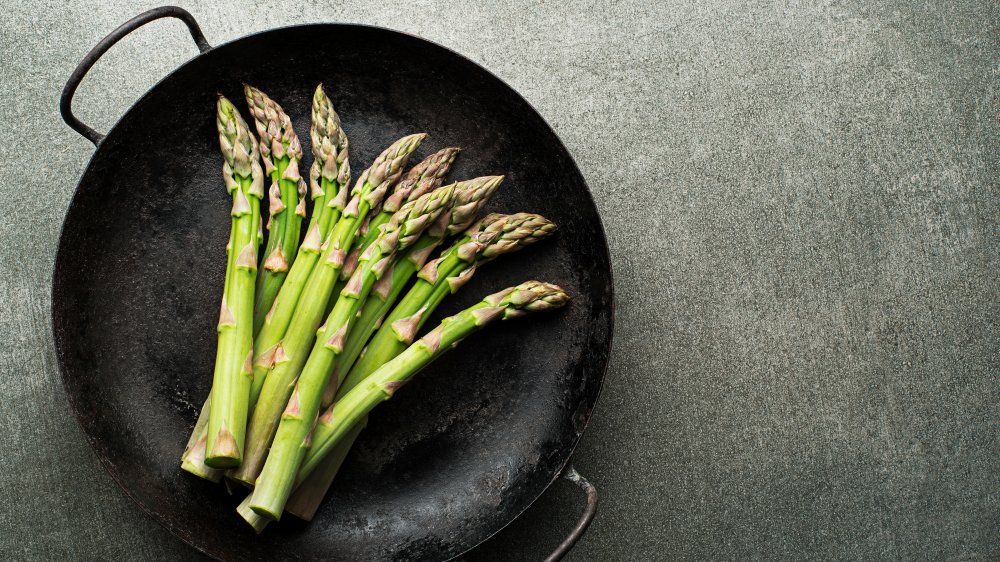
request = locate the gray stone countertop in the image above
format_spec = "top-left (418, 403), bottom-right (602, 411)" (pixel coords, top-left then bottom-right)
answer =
top-left (1, 0), bottom-right (997, 559)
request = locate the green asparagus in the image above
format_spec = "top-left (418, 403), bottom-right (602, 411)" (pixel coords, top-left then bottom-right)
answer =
top-left (249, 85), bottom-right (350, 394)
top-left (204, 96), bottom-right (264, 468)
top-left (354, 147), bottom-right (459, 257)
top-left (247, 184), bottom-right (456, 520)
top-left (229, 134), bottom-right (427, 486)
top-left (297, 282), bottom-right (569, 483)
top-left (282, 419), bottom-right (366, 521)
top-left (179, 394), bottom-right (221, 481)
top-left (322, 175), bottom-right (504, 407)
top-left (283, 212), bottom-right (556, 516)
top-left (245, 86), bottom-right (306, 332)
top-left (182, 85), bottom-right (351, 479)
top-left (279, 176), bottom-right (504, 517)
top-left (236, 492), bottom-right (270, 534)
top-left (342, 212), bottom-right (557, 393)
top-left (324, 147), bottom-right (460, 315)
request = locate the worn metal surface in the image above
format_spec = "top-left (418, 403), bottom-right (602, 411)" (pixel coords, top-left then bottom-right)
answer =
top-left (2, 0), bottom-right (999, 560)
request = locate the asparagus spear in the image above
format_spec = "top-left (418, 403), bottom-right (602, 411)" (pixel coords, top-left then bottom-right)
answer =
top-left (277, 176), bottom-right (504, 516)
top-left (306, 84), bottom-right (351, 235)
top-left (182, 86), bottom-right (351, 479)
top-left (282, 419), bottom-right (366, 521)
top-left (283, 212), bottom-right (556, 518)
top-left (295, 282), bottom-right (569, 486)
top-left (182, 187), bottom-right (243, 477)
top-left (245, 86), bottom-right (306, 331)
top-left (204, 96), bottom-right (265, 468)
top-left (250, 85), bottom-right (350, 375)
top-left (247, 184), bottom-right (456, 520)
top-left (342, 212), bottom-right (557, 393)
top-left (229, 134), bottom-right (427, 486)
top-left (182, 194), bottom-right (242, 477)
top-left (247, 418), bottom-right (366, 531)
top-left (321, 175), bottom-right (504, 407)
top-left (236, 493), bottom-right (270, 534)
top-left (353, 147), bottom-right (459, 258)
top-left (324, 147), bottom-right (460, 316)
top-left (180, 395), bottom-right (222, 481)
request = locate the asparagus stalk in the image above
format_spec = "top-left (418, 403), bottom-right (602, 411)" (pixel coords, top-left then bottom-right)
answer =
top-left (322, 175), bottom-right (504, 407)
top-left (245, 85), bottom-right (306, 332)
top-left (282, 419), bottom-right (366, 521)
top-left (279, 176), bottom-right (504, 517)
top-left (204, 96), bottom-right (265, 468)
top-left (239, 416), bottom-right (367, 532)
top-left (297, 282), bottom-right (569, 484)
top-left (305, 84), bottom-right (351, 237)
top-left (246, 184), bottom-right (456, 520)
top-left (182, 86), bottom-right (351, 479)
top-left (323, 147), bottom-right (460, 316)
top-left (228, 134), bottom-right (427, 486)
top-left (237, 493), bottom-right (270, 534)
top-left (353, 147), bottom-right (459, 258)
top-left (180, 395), bottom-right (222, 481)
top-left (182, 197), bottom-right (241, 477)
top-left (283, 212), bottom-right (556, 517)
top-left (182, 188), bottom-right (242, 477)
top-left (341, 212), bottom-right (557, 393)
top-left (250, 85), bottom-right (350, 387)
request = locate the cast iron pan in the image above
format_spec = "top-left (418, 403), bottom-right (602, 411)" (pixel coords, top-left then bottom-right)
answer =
top-left (54, 6), bottom-right (613, 561)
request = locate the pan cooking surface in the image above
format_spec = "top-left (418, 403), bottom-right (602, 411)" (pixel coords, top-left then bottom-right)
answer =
top-left (53, 24), bottom-right (612, 561)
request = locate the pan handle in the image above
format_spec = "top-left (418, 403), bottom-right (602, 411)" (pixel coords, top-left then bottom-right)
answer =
top-left (60, 6), bottom-right (211, 145)
top-left (543, 464), bottom-right (598, 562)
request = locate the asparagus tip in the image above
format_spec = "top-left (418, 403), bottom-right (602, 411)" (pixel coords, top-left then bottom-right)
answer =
top-left (445, 175), bottom-right (506, 234)
top-left (503, 281), bottom-right (571, 315)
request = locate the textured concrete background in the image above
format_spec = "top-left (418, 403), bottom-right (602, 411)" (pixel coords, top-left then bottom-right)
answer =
top-left (1, 0), bottom-right (998, 559)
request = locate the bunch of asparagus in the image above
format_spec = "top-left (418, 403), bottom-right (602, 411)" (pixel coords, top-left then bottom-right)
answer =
top-left (180, 84), bottom-right (567, 530)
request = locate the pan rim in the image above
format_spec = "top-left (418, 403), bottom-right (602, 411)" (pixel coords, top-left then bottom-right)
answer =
top-left (52, 20), bottom-right (615, 561)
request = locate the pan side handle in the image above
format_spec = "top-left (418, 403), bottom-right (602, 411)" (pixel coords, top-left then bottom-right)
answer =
top-left (543, 464), bottom-right (599, 562)
top-left (59, 6), bottom-right (211, 145)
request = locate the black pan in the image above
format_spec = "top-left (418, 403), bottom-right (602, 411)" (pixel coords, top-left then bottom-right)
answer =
top-left (54, 6), bottom-right (613, 561)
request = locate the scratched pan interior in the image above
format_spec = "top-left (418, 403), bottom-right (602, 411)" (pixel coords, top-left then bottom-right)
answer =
top-left (52, 24), bottom-right (612, 561)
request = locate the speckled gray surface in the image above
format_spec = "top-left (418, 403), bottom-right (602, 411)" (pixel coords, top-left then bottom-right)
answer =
top-left (2, 0), bottom-right (999, 559)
